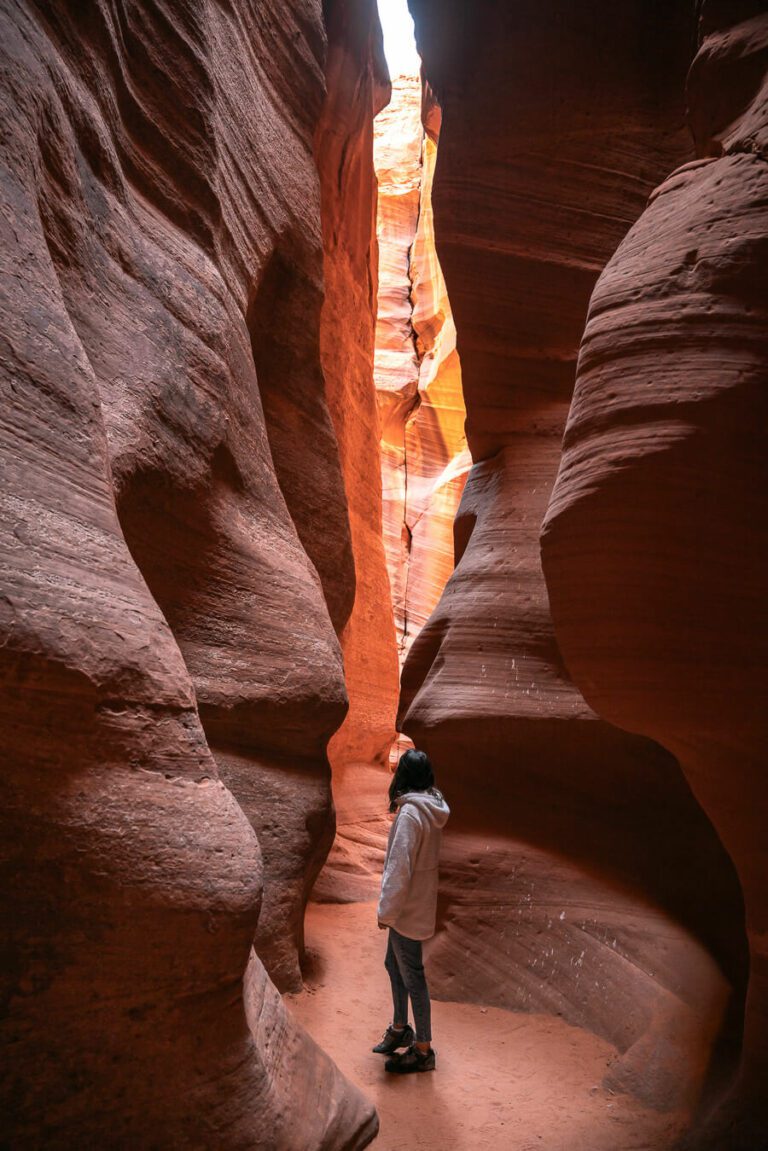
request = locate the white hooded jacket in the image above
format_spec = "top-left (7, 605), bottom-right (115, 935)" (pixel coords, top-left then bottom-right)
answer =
top-left (377, 789), bottom-right (450, 940)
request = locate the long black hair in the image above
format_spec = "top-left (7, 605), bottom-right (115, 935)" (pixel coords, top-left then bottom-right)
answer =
top-left (388, 748), bottom-right (436, 813)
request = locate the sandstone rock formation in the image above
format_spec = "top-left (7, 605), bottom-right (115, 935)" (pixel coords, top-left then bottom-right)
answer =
top-left (401, 0), bottom-right (749, 1118)
top-left (375, 76), bottom-right (471, 667)
top-left (542, 6), bottom-right (768, 1145)
top-left (315, 71), bottom-right (471, 903)
top-left (375, 75), bottom-right (427, 660)
top-left (311, 2), bottom-right (400, 907)
top-left (0, 1), bottom-right (377, 1145)
top-left (317, 0), bottom-right (398, 779)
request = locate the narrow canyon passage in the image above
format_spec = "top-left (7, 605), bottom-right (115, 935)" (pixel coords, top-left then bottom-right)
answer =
top-left (2, 1), bottom-right (766, 1149)
top-left (318, 0), bottom-right (470, 903)
top-left (306, 1), bottom-right (761, 1147)
top-left (296, 4), bottom-right (748, 1149)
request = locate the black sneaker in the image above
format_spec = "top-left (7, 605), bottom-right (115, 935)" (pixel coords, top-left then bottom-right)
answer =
top-left (385, 1043), bottom-right (436, 1073)
top-left (372, 1024), bottom-right (415, 1054)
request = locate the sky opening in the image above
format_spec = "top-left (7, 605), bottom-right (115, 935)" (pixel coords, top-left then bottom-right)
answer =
top-left (377, 0), bottom-right (420, 79)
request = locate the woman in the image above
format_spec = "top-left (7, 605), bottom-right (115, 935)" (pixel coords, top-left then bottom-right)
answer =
top-left (373, 748), bottom-right (450, 1073)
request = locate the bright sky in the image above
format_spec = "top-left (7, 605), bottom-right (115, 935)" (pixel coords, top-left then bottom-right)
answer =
top-left (377, 0), bottom-right (421, 78)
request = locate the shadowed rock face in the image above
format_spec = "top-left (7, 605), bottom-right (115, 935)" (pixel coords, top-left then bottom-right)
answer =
top-left (402, 0), bottom-right (750, 1119)
top-left (0, 0), bottom-right (377, 1145)
top-left (407, 0), bottom-right (701, 461)
top-left (542, 7), bottom-right (768, 1146)
top-left (311, 0), bottom-right (400, 904)
top-left (315, 0), bottom-right (399, 771)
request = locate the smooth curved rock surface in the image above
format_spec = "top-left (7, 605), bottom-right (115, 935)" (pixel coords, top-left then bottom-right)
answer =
top-left (316, 72), bottom-right (470, 905)
top-left (542, 9), bottom-right (768, 1145)
top-left (401, 0), bottom-right (748, 1120)
top-left (316, 0), bottom-right (398, 775)
top-left (312, 1), bottom-right (400, 905)
top-left (376, 77), bottom-right (470, 667)
top-left (408, 0), bottom-right (698, 461)
top-left (402, 444), bottom-right (746, 1110)
top-left (1, 0), bottom-right (376, 1145)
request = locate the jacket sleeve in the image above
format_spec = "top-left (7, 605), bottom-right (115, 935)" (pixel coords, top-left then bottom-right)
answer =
top-left (377, 810), bottom-right (420, 926)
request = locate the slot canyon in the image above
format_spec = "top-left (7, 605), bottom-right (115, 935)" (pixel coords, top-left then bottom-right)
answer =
top-left (0, 2), bottom-right (766, 1150)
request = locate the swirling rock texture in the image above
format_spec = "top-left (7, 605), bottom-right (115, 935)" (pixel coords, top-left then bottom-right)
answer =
top-left (376, 76), bottom-right (471, 668)
top-left (402, 87), bottom-right (473, 661)
top-left (317, 72), bottom-right (471, 903)
top-left (0, 0), bottom-right (377, 1146)
top-left (311, 1), bottom-right (400, 903)
top-left (542, 5), bottom-right (768, 1147)
top-left (402, 0), bottom-right (749, 1122)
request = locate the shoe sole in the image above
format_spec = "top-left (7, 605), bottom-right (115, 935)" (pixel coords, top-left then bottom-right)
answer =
top-left (384, 1051), bottom-right (436, 1074)
top-left (372, 1030), bottom-right (415, 1054)
top-left (384, 1061), bottom-right (436, 1074)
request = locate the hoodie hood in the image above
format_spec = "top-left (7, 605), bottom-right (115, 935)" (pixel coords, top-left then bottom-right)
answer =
top-left (397, 788), bottom-right (450, 829)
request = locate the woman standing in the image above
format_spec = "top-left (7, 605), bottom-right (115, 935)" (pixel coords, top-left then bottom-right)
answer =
top-left (373, 749), bottom-right (450, 1073)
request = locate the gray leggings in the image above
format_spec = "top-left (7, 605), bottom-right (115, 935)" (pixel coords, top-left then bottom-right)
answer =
top-left (384, 927), bottom-right (432, 1043)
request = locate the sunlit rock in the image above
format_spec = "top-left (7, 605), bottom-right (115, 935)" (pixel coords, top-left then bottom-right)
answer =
top-left (375, 75), bottom-right (471, 666)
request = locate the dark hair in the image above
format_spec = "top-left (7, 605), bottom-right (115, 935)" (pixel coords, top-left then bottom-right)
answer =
top-left (388, 749), bottom-right (435, 813)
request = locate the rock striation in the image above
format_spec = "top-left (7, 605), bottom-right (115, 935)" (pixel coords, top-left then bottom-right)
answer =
top-left (317, 0), bottom-right (398, 776)
top-left (0, 1), bottom-right (378, 1145)
top-left (375, 76), bottom-right (471, 667)
top-left (375, 76), bottom-right (427, 660)
top-left (542, 6), bottom-right (768, 1145)
top-left (312, 1), bottom-right (401, 903)
top-left (316, 72), bottom-right (471, 904)
top-left (401, 0), bottom-right (749, 1119)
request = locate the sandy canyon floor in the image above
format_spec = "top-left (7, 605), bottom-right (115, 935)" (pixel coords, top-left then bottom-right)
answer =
top-left (286, 902), bottom-right (687, 1151)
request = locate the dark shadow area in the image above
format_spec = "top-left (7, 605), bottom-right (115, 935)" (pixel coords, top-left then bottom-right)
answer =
top-left (247, 241), bottom-right (355, 633)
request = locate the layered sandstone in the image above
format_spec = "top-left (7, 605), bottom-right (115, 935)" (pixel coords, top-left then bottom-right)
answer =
top-left (375, 76), bottom-right (425, 659)
top-left (316, 73), bottom-right (470, 902)
top-left (401, 0), bottom-right (748, 1118)
top-left (542, 7), bottom-right (768, 1145)
top-left (375, 75), bottom-right (471, 667)
top-left (0, 1), bottom-right (376, 1145)
top-left (312, 1), bottom-right (400, 903)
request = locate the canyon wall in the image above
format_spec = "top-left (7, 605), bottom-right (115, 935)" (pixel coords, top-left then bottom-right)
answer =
top-left (542, 5), bottom-right (768, 1147)
top-left (316, 72), bottom-right (472, 902)
top-left (376, 77), bottom-right (471, 667)
top-left (402, 0), bottom-right (748, 1118)
top-left (375, 76), bottom-right (426, 660)
top-left (317, 0), bottom-right (399, 777)
top-left (311, 4), bottom-right (400, 905)
top-left (0, 1), bottom-right (379, 1146)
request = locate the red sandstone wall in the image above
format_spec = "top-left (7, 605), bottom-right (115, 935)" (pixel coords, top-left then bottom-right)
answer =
top-left (376, 77), bottom-right (471, 667)
top-left (316, 73), bottom-right (472, 903)
top-left (542, 6), bottom-right (768, 1146)
top-left (318, 3), bottom-right (398, 774)
top-left (402, 0), bottom-right (748, 1119)
top-left (375, 76), bottom-right (427, 658)
top-left (311, 1), bottom-right (401, 904)
top-left (0, 1), bottom-right (376, 1145)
